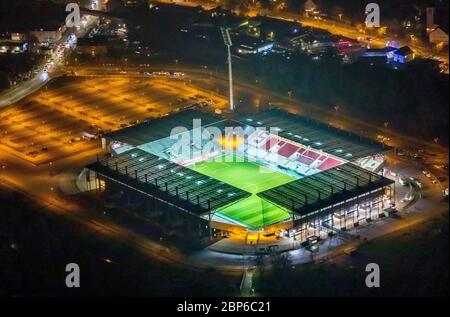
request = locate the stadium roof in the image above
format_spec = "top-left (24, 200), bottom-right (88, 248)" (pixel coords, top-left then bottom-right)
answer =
top-left (87, 148), bottom-right (251, 215)
top-left (236, 109), bottom-right (391, 160)
top-left (106, 109), bottom-right (221, 146)
top-left (258, 162), bottom-right (394, 217)
top-left (95, 109), bottom-right (394, 223)
top-left (106, 108), bottom-right (390, 161)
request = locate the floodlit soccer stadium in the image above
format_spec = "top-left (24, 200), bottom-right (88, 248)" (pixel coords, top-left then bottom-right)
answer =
top-left (84, 108), bottom-right (395, 241)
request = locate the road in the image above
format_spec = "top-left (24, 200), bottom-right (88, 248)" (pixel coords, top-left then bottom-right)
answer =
top-left (0, 145), bottom-right (207, 272)
top-left (5, 60), bottom-right (448, 197)
top-left (0, 64), bottom-right (448, 276)
top-left (68, 64), bottom-right (449, 177)
top-left (0, 72), bottom-right (228, 166)
top-left (4, 62), bottom-right (449, 184)
top-left (158, 0), bottom-right (449, 64)
top-left (0, 66), bottom-right (448, 264)
top-left (265, 12), bottom-right (448, 63)
top-left (0, 11), bottom-right (98, 109)
top-left (0, 1), bottom-right (447, 290)
top-left (190, 155), bottom-right (449, 270)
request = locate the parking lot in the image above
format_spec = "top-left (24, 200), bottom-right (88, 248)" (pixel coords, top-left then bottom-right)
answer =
top-left (0, 76), bottom-right (227, 165)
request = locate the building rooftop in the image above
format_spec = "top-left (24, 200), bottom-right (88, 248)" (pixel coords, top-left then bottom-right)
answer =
top-left (394, 46), bottom-right (414, 56)
top-left (258, 162), bottom-right (394, 217)
top-left (236, 109), bottom-right (391, 160)
top-left (96, 109), bottom-right (393, 223)
top-left (234, 34), bottom-right (272, 46)
top-left (106, 109), bottom-right (221, 146)
top-left (106, 108), bottom-right (390, 161)
top-left (88, 148), bottom-right (251, 215)
top-left (0, 40), bottom-right (28, 46)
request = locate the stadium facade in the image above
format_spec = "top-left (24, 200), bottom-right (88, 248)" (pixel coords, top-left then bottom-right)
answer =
top-left (83, 108), bottom-right (395, 242)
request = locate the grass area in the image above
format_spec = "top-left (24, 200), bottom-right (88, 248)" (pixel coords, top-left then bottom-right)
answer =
top-left (189, 154), bottom-right (296, 229)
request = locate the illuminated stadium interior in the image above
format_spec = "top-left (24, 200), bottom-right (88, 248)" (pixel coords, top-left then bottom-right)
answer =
top-left (128, 117), bottom-right (348, 229)
top-left (87, 108), bottom-right (393, 232)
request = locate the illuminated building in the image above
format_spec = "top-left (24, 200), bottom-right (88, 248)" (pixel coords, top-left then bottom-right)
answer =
top-left (83, 109), bottom-right (394, 242)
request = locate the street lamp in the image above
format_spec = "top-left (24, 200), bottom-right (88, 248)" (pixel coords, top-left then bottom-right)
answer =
top-left (221, 27), bottom-right (235, 111)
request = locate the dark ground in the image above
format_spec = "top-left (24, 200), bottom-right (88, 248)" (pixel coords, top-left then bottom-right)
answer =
top-left (0, 187), bottom-right (239, 297)
top-left (254, 212), bottom-right (449, 297)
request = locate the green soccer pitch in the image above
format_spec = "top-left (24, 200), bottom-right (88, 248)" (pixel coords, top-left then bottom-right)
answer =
top-left (189, 154), bottom-right (297, 229)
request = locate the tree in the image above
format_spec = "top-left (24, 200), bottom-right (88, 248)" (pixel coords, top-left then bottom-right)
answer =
top-left (270, 252), bottom-right (292, 269)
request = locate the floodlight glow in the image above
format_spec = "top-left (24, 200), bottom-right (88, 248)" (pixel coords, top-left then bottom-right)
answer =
top-left (217, 135), bottom-right (244, 150)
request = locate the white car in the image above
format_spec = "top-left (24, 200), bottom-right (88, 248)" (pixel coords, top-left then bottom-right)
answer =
top-left (413, 179), bottom-right (423, 189)
top-left (402, 195), bottom-right (413, 203)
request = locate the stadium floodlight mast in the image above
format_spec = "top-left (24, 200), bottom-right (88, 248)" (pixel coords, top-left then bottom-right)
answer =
top-left (221, 27), bottom-right (235, 111)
